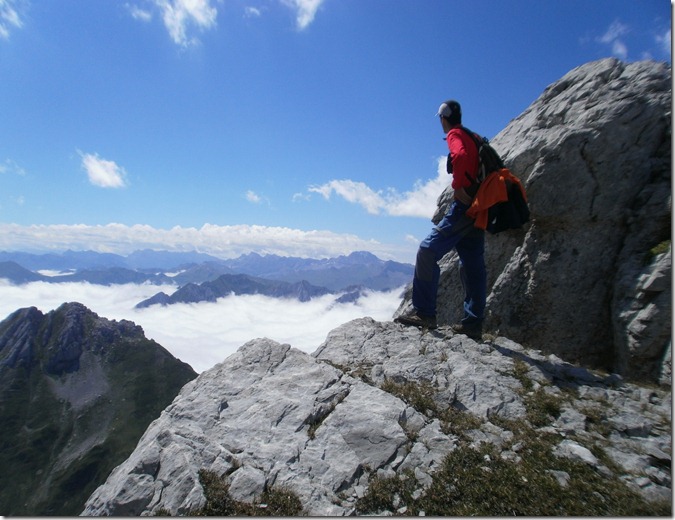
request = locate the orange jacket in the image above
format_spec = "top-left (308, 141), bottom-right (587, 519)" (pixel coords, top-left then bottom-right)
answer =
top-left (466, 168), bottom-right (528, 230)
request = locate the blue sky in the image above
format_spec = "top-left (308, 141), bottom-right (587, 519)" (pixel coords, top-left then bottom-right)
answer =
top-left (0, 0), bottom-right (671, 263)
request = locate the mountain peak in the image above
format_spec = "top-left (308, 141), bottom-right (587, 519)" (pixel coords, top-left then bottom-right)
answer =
top-left (343, 251), bottom-right (380, 263)
top-left (0, 302), bottom-right (197, 515)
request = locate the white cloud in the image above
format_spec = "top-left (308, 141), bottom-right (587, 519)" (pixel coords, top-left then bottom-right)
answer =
top-left (611, 40), bottom-right (628, 60)
top-left (283, 0), bottom-right (324, 30)
top-left (245, 190), bottom-right (264, 204)
top-left (0, 158), bottom-right (26, 176)
top-left (310, 179), bottom-right (385, 215)
top-left (599, 20), bottom-right (630, 43)
top-left (597, 20), bottom-right (630, 59)
top-left (129, 0), bottom-right (323, 42)
top-left (79, 151), bottom-right (128, 188)
top-left (292, 192), bottom-right (310, 202)
top-left (655, 28), bottom-right (671, 58)
top-left (127, 4), bottom-right (153, 22)
top-left (0, 280), bottom-right (404, 373)
top-left (309, 157), bottom-right (448, 219)
top-left (0, 0), bottom-right (23, 40)
top-left (244, 6), bottom-right (262, 18)
top-left (154, 0), bottom-right (217, 46)
top-left (0, 222), bottom-right (414, 262)
top-left (127, 0), bottom-right (217, 46)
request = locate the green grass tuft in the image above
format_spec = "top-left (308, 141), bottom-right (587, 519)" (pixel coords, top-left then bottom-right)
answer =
top-left (193, 469), bottom-right (304, 516)
top-left (645, 239), bottom-right (671, 264)
top-left (380, 378), bottom-right (483, 439)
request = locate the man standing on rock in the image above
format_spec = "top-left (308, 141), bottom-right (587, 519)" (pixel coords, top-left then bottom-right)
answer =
top-left (395, 100), bottom-right (486, 339)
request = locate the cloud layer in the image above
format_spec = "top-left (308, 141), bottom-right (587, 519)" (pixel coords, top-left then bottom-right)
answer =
top-left (0, 280), bottom-right (404, 373)
top-left (0, 0), bottom-right (324, 47)
top-left (0, 158), bottom-right (26, 176)
top-left (0, 222), bottom-right (413, 262)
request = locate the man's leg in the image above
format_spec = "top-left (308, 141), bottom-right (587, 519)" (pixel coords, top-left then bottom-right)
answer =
top-left (411, 201), bottom-right (475, 318)
top-left (455, 231), bottom-right (486, 326)
top-left (411, 246), bottom-right (439, 317)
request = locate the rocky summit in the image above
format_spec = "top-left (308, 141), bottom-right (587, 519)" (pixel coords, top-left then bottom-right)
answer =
top-left (401, 57), bottom-right (671, 384)
top-left (83, 319), bottom-right (671, 516)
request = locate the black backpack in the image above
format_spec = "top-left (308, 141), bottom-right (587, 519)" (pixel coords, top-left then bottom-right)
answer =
top-left (461, 127), bottom-right (530, 234)
top-left (460, 126), bottom-right (505, 182)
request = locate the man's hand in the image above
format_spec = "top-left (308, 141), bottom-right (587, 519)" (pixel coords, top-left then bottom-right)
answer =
top-left (453, 187), bottom-right (473, 205)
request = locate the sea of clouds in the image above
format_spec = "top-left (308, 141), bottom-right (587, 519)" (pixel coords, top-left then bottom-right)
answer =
top-left (0, 280), bottom-right (404, 373)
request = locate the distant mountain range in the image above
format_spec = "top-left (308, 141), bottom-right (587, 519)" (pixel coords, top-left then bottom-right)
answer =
top-left (0, 250), bottom-right (414, 294)
top-left (0, 249), bottom-right (221, 272)
top-left (0, 250), bottom-right (414, 308)
top-left (223, 251), bottom-right (413, 292)
top-left (136, 274), bottom-right (336, 308)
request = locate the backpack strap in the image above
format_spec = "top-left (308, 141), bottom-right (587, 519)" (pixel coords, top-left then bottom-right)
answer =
top-left (460, 126), bottom-right (483, 152)
top-left (459, 126), bottom-right (483, 187)
top-left (460, 126), bottom-right (504, 183)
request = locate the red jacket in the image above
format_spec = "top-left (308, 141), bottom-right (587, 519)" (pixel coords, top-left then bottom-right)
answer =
top-left (446, 126), bottom-right (479, 190)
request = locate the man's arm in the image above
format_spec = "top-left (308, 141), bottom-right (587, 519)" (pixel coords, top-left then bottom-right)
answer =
top-left (447, 131), bottom-right (473, 190)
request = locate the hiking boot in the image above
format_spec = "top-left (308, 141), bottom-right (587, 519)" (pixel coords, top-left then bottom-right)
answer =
top-left (395, 312), bottom-right (438, 330)
top-left (451, 322), bottom-right (482, 340)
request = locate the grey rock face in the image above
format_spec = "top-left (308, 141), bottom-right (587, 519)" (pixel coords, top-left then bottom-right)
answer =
top-left (402, 58), bottom-right (671, 383)
top-left (83, 335), bottom-right (414, 516)
top-left (82, 318), bottom-right (671, 516)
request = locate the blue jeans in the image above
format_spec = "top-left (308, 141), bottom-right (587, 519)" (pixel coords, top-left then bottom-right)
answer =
top-left (412, 200), bottom-right (486, 325)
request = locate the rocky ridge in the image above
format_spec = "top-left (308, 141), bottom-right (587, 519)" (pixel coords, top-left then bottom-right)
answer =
top-left (82, 319), bottom-right (671, 516)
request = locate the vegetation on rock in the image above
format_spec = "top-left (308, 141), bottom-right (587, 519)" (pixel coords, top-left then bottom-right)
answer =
top-left (356, 365), bottom-right (671, 516)
top-left (194, 469), bottom-right (303, 516)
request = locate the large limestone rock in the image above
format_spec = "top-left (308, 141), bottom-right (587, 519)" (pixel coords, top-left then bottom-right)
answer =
top-left (82, 320), bottom-right (671, 515)
top-left (398, 58), bottom-right (671, 383)
top-left (83, 333), bottom-right (447, 516)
